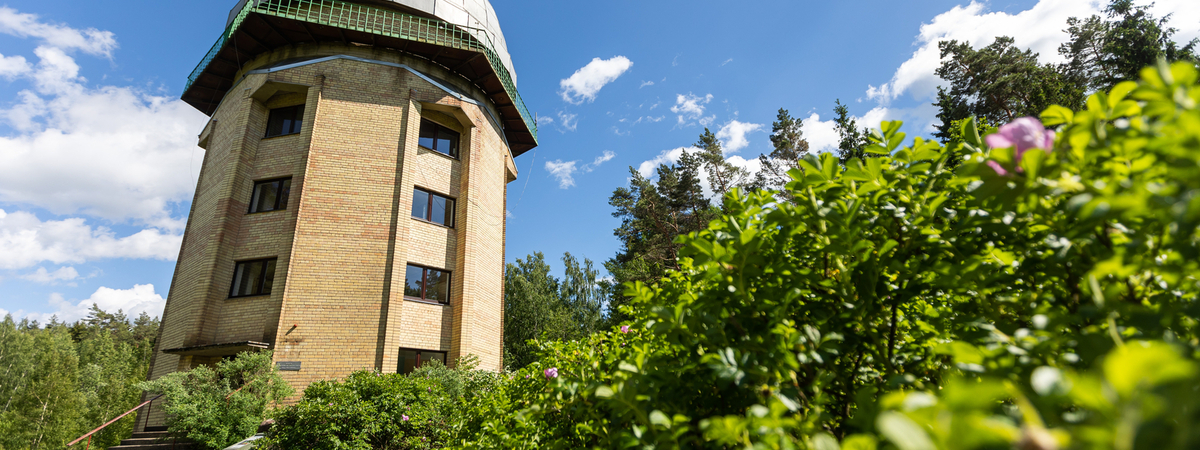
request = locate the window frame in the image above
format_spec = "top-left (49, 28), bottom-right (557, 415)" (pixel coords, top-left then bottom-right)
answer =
top-left (417, 118), bottom-right (461, 158)
top-left (247, 177), bottom-right (292, 214)
top-left (397, 348), bottom-right (448, 374)
top-left (228, 258), bottom-right (278, 299)
top-left (402, 264), bottom-right (452, 305)
top-left (264, 105), bottom-right (305, 138)
top-left (410, 187), bottom-right (455, 228)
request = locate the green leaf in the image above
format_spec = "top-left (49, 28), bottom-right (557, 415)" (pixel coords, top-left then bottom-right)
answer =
top-left (1103, 341), bottom-right (1197, 397)
top-left (648, 410), bottom-right (671, 428)
top-left (1040, 105), bottom-right (1074, 127)
top-left (876, 412), bottom-right (935, 450)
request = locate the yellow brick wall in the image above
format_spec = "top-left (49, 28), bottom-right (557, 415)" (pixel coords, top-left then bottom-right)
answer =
top-left (141, 42), bottom-right (516, 428)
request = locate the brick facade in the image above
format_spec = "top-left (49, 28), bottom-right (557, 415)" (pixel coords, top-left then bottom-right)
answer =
top-left (139, 43), bottom-right (519, 429)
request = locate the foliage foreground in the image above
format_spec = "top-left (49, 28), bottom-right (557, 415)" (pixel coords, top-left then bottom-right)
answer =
top-left (263, 62), bottom-right (1200, 449)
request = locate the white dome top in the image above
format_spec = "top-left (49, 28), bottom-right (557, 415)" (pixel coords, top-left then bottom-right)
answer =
top-left (380, 0), bottom-right (517, 86)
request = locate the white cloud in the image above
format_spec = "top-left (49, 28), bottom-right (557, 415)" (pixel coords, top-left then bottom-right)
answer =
top-left (800, 113), bottom-right (841, 154)
top-left (0, 209), bottom-right (181, 270)
top-left (639, 80), bottom-right (654, 88)
top-left (557, 111), bottom-right (578, 132)
top-left (716, 120), bottom-right (764, 153)
top-left (637, 147), bottom-right (693, 178)
top-left (559, 56), bottom-right (633, 104)
top-left (20, 266), bottom-right (79, 284)
top-left (0, 11), bottom-right (208, 230)
top-left (0, 53), bottom-right (30, 78)
top-left (671, 93), bottom-right (714, 126)
top-left (545, 151), bottom-right (616, 189)
top-left (545, 160), bottom-right (578, 189)
top-left (720, 58), bottom-right (733, 67)
top-left (21, 284), bottom-right (165, 324)
top-left (0, 7), bottom-right (118, 57)
top-left (865, 0), bottom-right (1200, 112)
top-left (536, 115), bottom-right (554, 126)
top-left (636, 147), bottom-right (763, 200)
top-left (585, 150), bottom-right (615, 172)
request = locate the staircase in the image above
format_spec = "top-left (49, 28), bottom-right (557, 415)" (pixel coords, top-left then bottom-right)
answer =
top-left (106, 431), bottom-right (194, 450)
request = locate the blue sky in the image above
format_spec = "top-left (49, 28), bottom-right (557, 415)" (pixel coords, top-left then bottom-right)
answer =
top-left (1, 0), bottom-right (1197, 322)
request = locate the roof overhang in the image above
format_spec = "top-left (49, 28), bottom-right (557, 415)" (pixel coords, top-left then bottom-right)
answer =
top-left (183, 0), bottom-right (538, 155)
top-left (163, 341), bottom-right (271, 357)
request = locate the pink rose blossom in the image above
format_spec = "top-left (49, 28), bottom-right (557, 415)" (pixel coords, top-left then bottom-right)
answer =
top-left (985, 117), bottom-right (1055, 175)
top-left (620, 325), bottom-right (630, 334)
top-left (402, 414), bottom-right (409, 422)
top-left (544, 367), bottom-right (559, 379)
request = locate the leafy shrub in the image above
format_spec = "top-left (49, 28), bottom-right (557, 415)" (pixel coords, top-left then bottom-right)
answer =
top-left (261, 356), bottom-right (507, 449)
top-left (460, 61), bottom-right (1200, 449)
top-left (138, 350), bottom-right (291, 450)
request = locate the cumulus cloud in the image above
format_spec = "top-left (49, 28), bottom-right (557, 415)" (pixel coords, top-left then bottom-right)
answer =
top-left (544, 160), bottom-right (578, 189)
top-left (0, 53), bottom-right (30, 78)
top-left (716, 120), bottom-right (764, 153)
top-left (21, 284), bottom-right (165, 324)
top-left (0, 7), bottom-right (118, 57)
top-left (0, 9), bottom-right (208, 230)
top-left (671, 93), bottom-right (714, 126)
top-left (0, 209), bottom-right (181, 270)
top-left (639, 80), bottom-right (654, 88)
top-left (636, 147), bottom-right (762, 200)
top-left (537, 115), bottom-right (554, 126)
top-left (556, 111), bottom-right (578, 132)
top-left (559, 56), bottom-right (633, 104)
top-left (866, 0), bottom-right (1200, 108)
top-left (544, 150), bottom-right (616, 189)
top-left (20, 266), bottom-right (80, 284)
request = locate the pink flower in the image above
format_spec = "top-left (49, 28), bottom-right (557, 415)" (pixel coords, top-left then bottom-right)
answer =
top-left (986, 160), bottom-right (1009, 176)
top-left (544, 367), bottom-right (559, 380)
top-left (402, 414), bottom-right (410, 422)
top-left (986, 116), bottom-right (1055, 158)
top-left (620, 325), bottom-right (630, 334)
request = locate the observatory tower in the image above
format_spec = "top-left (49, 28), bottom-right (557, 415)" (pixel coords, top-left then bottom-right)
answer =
top-left (140, 0), bottom-right (536, 429)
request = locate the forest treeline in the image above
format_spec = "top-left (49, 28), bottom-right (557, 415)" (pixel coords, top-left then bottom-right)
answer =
top-left (0, 308), bottom-right (159, 449)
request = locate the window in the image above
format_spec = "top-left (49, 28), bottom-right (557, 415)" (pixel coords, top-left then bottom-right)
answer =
top-left (230, 258), bottom-right (277, 298)
top-left (397, 348), bottom-right (447, 374)
top-left (248, 178), bottom-right (291, 213)
top-left (265, 105), bottom-right (304, 138)
top-left (417, 118), bottom-right (459, 157)
top-left (403, 265), bottom-right (450, 304)
top-left (411, 188), bottom-right (455, 227)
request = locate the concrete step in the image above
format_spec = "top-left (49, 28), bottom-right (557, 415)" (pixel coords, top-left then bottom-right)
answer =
top-left (109, 433), bottom-right (194, 450)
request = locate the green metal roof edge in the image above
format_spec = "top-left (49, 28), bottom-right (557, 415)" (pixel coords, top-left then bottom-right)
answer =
top-left (183, 0), bottom-right (537, 143)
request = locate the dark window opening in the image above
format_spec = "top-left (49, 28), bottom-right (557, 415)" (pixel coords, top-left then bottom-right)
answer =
top-left (397, 348), bottom-right (447, 374)
top-left (417, 118), bottom-right (460, 158)
top-left (265, 105), bottom-right (304, 138)
top-left (230, 258), bottom-right (277, 298)
top-left (403, 265), bottom-right (450, 304)
top-left (249, 178), bottom-right (292, 213)
top-left (410, 188), bottom-right (455, 227)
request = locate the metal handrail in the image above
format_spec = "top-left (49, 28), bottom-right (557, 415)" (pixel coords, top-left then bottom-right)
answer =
top-left (67, 394), bottom-right (164, 449)
top-left (184, 0), bottom-right (537, 142)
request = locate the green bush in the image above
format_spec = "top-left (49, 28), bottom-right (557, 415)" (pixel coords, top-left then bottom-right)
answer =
top-left (265, 61), bottom-right (1200, 449)
top-left (138, 350), bottom-right (291, 450)
top-left (261, 356), bottom-right (508, 449)
top-left (461, 61), bottom-right (1200, 449)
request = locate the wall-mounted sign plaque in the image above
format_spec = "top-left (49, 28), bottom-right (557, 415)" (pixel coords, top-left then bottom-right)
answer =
top-left (276, 361), bottom-right (301, 371)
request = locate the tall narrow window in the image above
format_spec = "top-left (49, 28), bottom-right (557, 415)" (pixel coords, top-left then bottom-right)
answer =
top-left (249, 178), bottom-right (292, 213)
top-left (404, 265), bottom-right (450, 304)
top-left (397, 348), bottom-right (447, 374)
top-left (410, 188), bottom-right (454, 227)
top-left (265, 105), bottom-right (304, 138)
top-left (417, 118), bottom-right (460, 158)
top-left (230, 258), bottom-right (277, 298)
